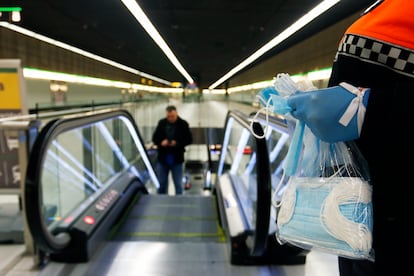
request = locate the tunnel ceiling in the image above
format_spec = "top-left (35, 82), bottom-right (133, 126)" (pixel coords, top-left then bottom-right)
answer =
top-left (1, 0), bottom-right (373, 88)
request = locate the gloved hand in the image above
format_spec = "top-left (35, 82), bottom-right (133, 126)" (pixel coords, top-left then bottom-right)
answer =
top-left (287, 82), bottom-right (370, 143)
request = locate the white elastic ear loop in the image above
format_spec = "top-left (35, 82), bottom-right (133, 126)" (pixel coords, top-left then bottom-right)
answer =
top-left (272, 169), bottom-right (287, 209)
top-left (250, 95), bottom-right (272, 139)
top-left (321, 178), bottom-right (373, 252)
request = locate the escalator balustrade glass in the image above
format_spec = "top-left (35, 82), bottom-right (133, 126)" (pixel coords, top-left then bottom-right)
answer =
top-left (25, 110), bottom-right (159, 257)
top-left (253, 113), bottom-right (291, 233)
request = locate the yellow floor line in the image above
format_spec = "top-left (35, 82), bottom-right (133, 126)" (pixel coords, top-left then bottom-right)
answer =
top-left (117, 231), bottom-right (225, 240)
top-left (126, 215), bottom-right (217, 221)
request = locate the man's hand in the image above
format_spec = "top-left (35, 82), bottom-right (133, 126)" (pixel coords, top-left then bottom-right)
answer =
top-left (161, 139), bottom-right (169, 147)
top-left (161, 139), bottom-right (177, 147)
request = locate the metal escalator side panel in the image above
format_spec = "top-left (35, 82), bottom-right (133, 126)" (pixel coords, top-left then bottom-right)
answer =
top-left (217, 173), bottom-right (247, 237)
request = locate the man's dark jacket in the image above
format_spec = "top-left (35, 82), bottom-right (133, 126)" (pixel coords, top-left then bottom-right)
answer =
top-left (152, 116), bottom-right (192, 164)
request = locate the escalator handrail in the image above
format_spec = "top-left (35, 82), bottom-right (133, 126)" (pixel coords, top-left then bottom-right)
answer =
top-left (249, 110), bottom-right (290, 134)
top-left (24, 109), bottom-right (146, 253)
top-left (249, 120), bottom-right (271, 256)
top-left (221, 110), bottom-right (272, 257)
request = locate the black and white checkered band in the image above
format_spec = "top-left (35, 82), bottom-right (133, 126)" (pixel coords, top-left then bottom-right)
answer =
top-left (336, 34), bottom-right (414, 77)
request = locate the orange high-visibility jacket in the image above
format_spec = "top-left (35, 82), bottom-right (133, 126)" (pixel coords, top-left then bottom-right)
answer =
top-left (346, 0), bottom-right (414, 50)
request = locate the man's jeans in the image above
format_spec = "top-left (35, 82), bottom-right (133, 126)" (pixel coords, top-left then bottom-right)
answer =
top-left (156, 162), bottom-right (183, 195)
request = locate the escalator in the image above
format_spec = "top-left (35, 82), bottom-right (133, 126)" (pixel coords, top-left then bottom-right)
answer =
top-left (23, 108), bottom-right (304, 272)
top-left (214, 110), bottom-right (306, 265)
top-left (110, 195), bottom-right (223, 243)
top-left (24, 109), bottom-right (156, 262)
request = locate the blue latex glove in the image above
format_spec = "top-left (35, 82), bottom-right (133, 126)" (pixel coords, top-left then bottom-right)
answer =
top-left (287, 82), bottom-right (370, 143)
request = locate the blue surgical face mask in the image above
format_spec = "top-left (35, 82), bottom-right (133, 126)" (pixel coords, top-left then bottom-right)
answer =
top-left (277, 176), bottom-right (374, 261)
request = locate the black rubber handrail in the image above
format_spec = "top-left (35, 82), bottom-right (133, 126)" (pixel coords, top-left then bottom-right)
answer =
top-left (222, 110), bottom-right (272, 257)
top-left (249, 110), bottom-right (290, 134)
top-left (249, 120), bottom-right (271, 256)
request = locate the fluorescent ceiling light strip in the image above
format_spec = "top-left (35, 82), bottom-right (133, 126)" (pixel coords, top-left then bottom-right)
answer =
top-left (24, 65), bottom-right (329, 94)
top-left (227, 80), bottom-right (273, 94)
top-left (202, 88), bottom-right (226, 94)
top-left (23, 67), bottom-right (184, 93)
top-left (23, 68), bottom-right (131, 88)
top-left (0, 7), bottom-right (22, 12)
top-left (208, 0), bottom-right (340, 90)
top-left (288, 67), bottom-right (332, 83)
top-left (0, 21), bottom-right (172, 86)
top-left (226, 67), bottom-right (332, 93)
top-left (121, 0), bottom-right (194, 84)
top-left (131, 83), bottom-right (183, 93)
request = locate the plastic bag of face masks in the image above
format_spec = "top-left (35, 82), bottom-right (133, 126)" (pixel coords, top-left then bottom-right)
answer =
top-left (266, 74), bottom-right (375, 262)
top-left (276, 140), bottom-right (374, 262)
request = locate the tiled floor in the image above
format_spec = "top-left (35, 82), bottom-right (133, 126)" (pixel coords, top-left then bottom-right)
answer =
top-left (2, 243), bottom-right (340, 276)
top-left (0, 195), bottom-right (26, 275)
